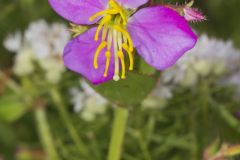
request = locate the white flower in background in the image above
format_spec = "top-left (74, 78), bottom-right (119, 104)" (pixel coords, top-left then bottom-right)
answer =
top-left (24, 20), bottom-right (70, 59)
top-left (50, 23), bottom-right (71, 55)
top-left (142, 78), bottom-right (173, 109)
top-left (162, 34), bottom-right (240, 87)
top-left (70, 88), bottom-right (85, 113)
top-left (70, 80), bottom-right (108, 122)
top-left (151, 79), bottom-right (173, 99)
top-left (39, 58), bottom-right (66, 84)
top-left (3, 31), bottom-right (22, 52)
top-left (142, 34), bottom-right (240, 108)
top-left (24, 20), bottom-right (51, 59)
top-left (13, 47), bottom-right (35, 76)
top-left (3, 19), bottom-right (70, 83)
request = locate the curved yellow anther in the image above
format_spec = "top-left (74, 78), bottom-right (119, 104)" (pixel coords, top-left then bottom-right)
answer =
top-left (109, 0), bottom-right (121, 9)
top-left (119, 11), bottom-right (127, 25)
top-left (94, 41), bottom-right (107, 69)
top-left (118, 50), bottom-right (126, 79)
top-left (95, 15), bottom-right (111, 41)
top-left (89, 9), bottom-right (119, 22)
top-left (104, 50), bottom-right (111, 77)
top-left (113, 25), bottom-right (133, 52)
top-left (122, 43), bottom-right (134, 70)
top-left (102, 25), bottom-right (108, 41)
top-left (109, 0), bottom-right (127, 25)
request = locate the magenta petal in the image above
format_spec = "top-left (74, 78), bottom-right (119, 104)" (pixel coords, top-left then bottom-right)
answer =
top-left (127, 6), bottom-right (197, 70)
top-left (48, 0), bottom-right (108, 25)
top-left (63, 28), bottom-right (114, 85)
top-left (117, 0), bottom-right (148, 9)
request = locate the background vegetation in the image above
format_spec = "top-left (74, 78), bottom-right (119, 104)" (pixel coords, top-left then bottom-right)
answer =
top-left (0, 0), bottom-right (240, 160)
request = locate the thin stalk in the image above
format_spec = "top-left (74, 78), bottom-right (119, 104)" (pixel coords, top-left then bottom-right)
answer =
top-left (35, 107), bottom-right (60, 160)
top-left (50, 87), bottom-right (90, 159)
top-left (107, 107), bottom-right (128, 160)
top-left (139, 136), bottom-right (152, 160)
top-left (0, 71), bottom-right (21, 94)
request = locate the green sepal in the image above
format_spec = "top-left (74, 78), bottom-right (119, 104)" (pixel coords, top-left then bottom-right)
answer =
top-left (93, 72), bottom-right (158, 107)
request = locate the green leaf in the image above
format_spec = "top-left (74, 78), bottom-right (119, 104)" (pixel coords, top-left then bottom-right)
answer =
top-left (93, 73), bottom-right (158, 107)
top-left (137, 58), bottom-right (156, 76)
top-left (0, 94), bottom-right (28, 123)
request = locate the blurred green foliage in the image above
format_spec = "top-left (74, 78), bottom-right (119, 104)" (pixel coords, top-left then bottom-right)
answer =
top-left (1, 78), bottom-right (239, 160)
top-left (0, 0), bottom-right (59, 68)
top-left (0, 0), bottom-right (240, 160)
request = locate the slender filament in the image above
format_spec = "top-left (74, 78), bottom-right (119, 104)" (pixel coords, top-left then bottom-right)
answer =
top-left (90, 0), bottom-right (134, 81)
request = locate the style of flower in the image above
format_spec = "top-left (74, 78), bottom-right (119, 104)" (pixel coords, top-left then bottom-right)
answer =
top-left (49, 0), bottom-right (197, 84)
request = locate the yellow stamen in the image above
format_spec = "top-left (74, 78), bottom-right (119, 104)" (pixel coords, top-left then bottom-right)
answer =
top-left (104, 50), bottom-right (111, 77)
top-left (103, 27), bottom-right (113, 77)
top-left (109, 0), bottom-right (121, 9)
top-left (102, 25), bottom-right (108, 41)
top-left (119, 11), bottom-right (127, 25)
top-left (117, 28), bottom-right (126, 78)
top-left (118, 50), bottom-right (126, 79)
top-left (89, 0), bottom-right (135, 80)
top-left (123, 35), bottom-right (128, 46)
top-left (94, 41), bottom-right (107, 69)
top-left (95, 15), bottom-right (111, 41)
top-left (122, 43), bottom-right (134, 70)
top-left (109, 0), bottom-right (127, 25)
top-left (113, 25), bottom-right (133, 52)
top-left (89, 9), bottom-right (119, 22)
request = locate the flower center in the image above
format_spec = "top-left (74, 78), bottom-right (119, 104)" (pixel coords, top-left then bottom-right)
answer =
top-left (89, 0), bottom-right (134, 81)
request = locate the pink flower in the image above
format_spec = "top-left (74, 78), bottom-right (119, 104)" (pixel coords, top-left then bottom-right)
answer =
top-left (48, 0), bottom-right (197, 84)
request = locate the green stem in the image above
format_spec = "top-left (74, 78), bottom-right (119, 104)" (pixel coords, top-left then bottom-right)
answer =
top-left (50, 88), bottom-right (90, 159)
top-left (35, 107), bottom-right (60, 160)
top-left (0, 71), bottom-right (21, 94)
top-left (139, 138), bottom-right (152, 160)
top-left (107, 107), bottom-right (128, 160)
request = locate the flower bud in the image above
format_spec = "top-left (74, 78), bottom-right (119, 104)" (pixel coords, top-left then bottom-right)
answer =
top-left (183, 7), bottom-right (206, 22)
top-left (165, 1), bottom-right (206, 22)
